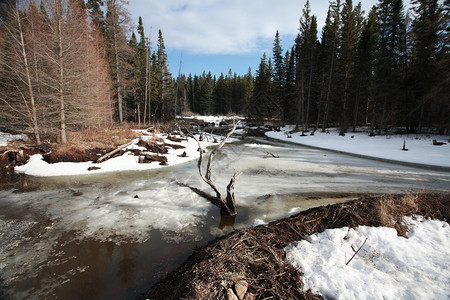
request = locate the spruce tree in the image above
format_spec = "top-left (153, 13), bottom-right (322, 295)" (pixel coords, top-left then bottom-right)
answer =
top-left (155, 29), bottom-right (173, 120)
top-left (352, 6), bottom-right (377, 132)
top-left (104, 0), bottom-right (132, 124)
top-left (372, 0), bottom-right (406, 134)
top-left (410, 0), bottom-right (443, 132)
top-left (320, 0), bottom-right (341, 132)
top-left (272, 30), bottom-right (285, 119)
top-left (337, 0), bottom-right (363, 134)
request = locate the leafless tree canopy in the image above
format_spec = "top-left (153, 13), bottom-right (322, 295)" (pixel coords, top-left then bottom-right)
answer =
top-left (0, 0), bottom-right (112, 143)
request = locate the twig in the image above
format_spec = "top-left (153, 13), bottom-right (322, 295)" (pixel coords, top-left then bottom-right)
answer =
top-left (345, 237), bottom-right (367, 265)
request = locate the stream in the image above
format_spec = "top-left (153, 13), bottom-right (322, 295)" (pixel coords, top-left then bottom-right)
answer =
top-left (0, 137), bottom-right (449, 299)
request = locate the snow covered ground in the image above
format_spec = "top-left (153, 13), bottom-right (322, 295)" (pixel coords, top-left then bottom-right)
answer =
top-left (15, 132), bottom-right (220, 177)
top-left (178, 115), bottom-right (244, 127)
top-left (266, 126), bottom-right (450, 168)
top-left (0, 131), bottom-right (28, 147)
top-left (285, 216), bottom-right (450, 300)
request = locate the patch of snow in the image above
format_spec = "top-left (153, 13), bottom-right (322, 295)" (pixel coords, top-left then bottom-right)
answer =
top-left (253, 219), bottom-right (268, 226)
top-left (285, 216), bottom-right (450, 299)
top-left (266, 127), bottom-right (450, 168)
top-left (178, 115), bottom-right (244, 127)
top-left (0, 131), bottom-right (28, 146)
top-left (15, 133), bottom-right (223, 177)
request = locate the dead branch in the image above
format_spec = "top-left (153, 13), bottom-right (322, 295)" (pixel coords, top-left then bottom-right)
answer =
top-left (188, 120), bottom-right (241, 216)
top-left (263, 151), bottom-right (279, 158)
top-left (96, 141), bottom-right (132, 163)
top-left (345, 237), bottom-right (367, 265)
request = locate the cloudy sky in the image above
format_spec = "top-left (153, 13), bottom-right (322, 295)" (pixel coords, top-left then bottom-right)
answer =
top-left (128, 0), bottom-right (381, 77)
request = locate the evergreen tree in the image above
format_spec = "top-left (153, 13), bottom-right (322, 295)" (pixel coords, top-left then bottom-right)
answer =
top-left (198, 72), bottom-right (214, 115)
top-left (86, 0), bottom-right (105, 35)
top-left (104, 0), bottom-right (132, 124)
top-left (410, 0), bottom-right (444, 132)
top-left (154, 29), bottom-right (173, 120)
top-left (248, 53), bottom-right (276, 123)
top-left (320, 0), bottom-right (341, 132)
top-left (284, 47), bottom-right (297, 123)
top-left (352, 6), bottom-right (377, 132)
top-left (337, 0), bottom-right (363, 134)
top-left (372, 0), bottom-right (406, 134)
top-left (214, 73), bottom-right (230, 114)
top-left (272, 30), bottom-right (285, 118)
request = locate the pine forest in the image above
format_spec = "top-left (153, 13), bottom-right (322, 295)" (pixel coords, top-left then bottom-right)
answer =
top-left (0, 0), bottom-right (448, 144)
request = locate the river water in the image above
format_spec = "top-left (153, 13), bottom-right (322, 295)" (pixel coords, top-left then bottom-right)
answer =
top-left (0, 137), bottom-right (448, 299)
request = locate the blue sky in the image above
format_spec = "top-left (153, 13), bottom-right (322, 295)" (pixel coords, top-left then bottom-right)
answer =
top-left (127, 0), bottom-right (381, 77)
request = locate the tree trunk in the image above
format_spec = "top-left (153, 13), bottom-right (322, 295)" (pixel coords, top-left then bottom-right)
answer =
top-left (57, 1), bottom-right (66, 143)
top-left (370, 99), bottom-right (377, 136)
top-left (378, 96), bottom-right (387, 135)
top-left (340, 68), bottom-right (350, 134)
top-left (306, 46), bottom-right (314, 131)
top-left (114, 40), bottom-right (123, 124)
top-left (322, 45), bottom-right (336, 132)
top-left (352, 76), bottom-right (363, 132)
top-left (16, 3), bottom-right (40, 144)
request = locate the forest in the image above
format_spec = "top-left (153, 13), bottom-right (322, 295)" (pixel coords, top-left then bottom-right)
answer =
top-left (0, 0), bottom-right (448, 145)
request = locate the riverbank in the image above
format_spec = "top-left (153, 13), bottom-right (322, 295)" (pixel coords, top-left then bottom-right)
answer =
top-left (266, 127), bottom-right (450, 171)
top-left (139, 192), bottom-right (449, 299)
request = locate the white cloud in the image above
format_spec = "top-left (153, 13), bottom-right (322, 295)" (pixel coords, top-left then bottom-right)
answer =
top-left (129, 0), bottom-right (379, 55)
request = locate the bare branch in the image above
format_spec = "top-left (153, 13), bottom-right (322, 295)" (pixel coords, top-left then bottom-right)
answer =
top-left (187, 120), bottom-right (242, 216)
top-left (345, 237), bottom-right (368, 265)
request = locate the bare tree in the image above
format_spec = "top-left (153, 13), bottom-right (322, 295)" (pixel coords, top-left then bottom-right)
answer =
top-left (0, 0), bottom-right (41, 144)
top-left (190, 121), bottom-right (242, 217)
top-left (38, 0), bottom-right (112, 140)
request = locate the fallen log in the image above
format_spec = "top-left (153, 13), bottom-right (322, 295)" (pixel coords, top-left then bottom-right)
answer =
top-left (96, 141), bottom-right (133, 163)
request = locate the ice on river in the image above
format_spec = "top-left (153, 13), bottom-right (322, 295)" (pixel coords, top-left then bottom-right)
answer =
top-left (0, 180), bottom-right (212, 244)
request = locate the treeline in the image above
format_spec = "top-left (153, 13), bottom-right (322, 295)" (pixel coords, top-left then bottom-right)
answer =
top-left (0, 0), bottom-right (448, 145)
top-left (252, 0), bottom-right (449, 134)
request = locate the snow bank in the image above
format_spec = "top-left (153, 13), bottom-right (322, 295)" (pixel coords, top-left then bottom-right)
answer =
top-left (15, 133), bottom-right (216, 177)
top-left (285, 216), bottom-right (450, 299)
top-left (266, 127), bottom-right (450, 168)
top-left (0, 131), bottom-right (28, 146)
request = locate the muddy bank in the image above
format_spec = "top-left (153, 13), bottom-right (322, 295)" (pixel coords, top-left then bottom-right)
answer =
top-left (138, 192), bottom-right (449, 300)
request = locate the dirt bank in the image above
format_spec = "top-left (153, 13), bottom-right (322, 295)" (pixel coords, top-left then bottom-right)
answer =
top-left (138, 192), bottom-right (449, 300)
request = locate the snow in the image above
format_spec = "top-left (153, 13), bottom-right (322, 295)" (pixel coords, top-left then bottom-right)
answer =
top-left (285, 216), bottom-right (450, 300)
top-left (266, 127), bottom-right (450, 168)
top-left (15, 132), bottom-right (219, 177)
top-left (0, 131), bottom-right (28, 146)
top-left (178, 115), bottom-right (244, 127)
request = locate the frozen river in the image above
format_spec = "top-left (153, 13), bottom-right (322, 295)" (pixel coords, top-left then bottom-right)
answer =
top-left (0, 137), bottom-right (449, 299)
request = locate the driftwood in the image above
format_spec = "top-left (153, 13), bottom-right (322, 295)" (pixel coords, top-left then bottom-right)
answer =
top-left (96, 141), bottom-right (132, 163)
top-left (190, 121), bottom-right (241, 216)
top-left (264, 150), bottom-right (279, 158)
top-left (433, 139), bottom-right (446, 146)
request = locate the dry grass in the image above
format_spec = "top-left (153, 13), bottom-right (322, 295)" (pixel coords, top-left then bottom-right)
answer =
top-left (140, 192), bottom-right (449, 300)
top-left (41, 124), bottom-right (142, 163)
top-left (377, 193), bottom-right (420, 236)
top-left (65, 124), bottom-right (140, 151)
